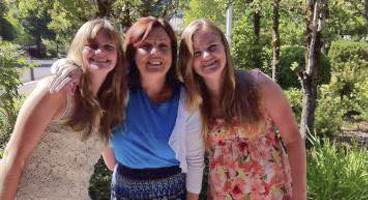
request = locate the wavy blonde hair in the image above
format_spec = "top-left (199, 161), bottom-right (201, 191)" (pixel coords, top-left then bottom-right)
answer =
top-left (65, 18), bottom-right (127, 143)
top-left (179, 19), bottom-right (265, 149)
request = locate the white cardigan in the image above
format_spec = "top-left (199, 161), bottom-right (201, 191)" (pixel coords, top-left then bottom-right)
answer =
top-left (168, 87), bottom-right (204, 194)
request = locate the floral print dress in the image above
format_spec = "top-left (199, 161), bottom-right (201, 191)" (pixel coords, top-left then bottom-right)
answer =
top-left (207, 118), bottom-right (292, 200)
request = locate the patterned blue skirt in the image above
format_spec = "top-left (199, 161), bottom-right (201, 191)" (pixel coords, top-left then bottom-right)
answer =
top-left (111, 164), bottom-right (186, 200)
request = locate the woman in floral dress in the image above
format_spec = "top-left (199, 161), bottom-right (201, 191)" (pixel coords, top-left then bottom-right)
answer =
top-left (179, 19), bottom-right (306, 200)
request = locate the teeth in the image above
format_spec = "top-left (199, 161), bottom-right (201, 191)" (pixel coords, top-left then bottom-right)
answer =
top-left (204, 61), bottom-right (217, 67)
top-left (149, 61), bottom-right (162, 65)
top-left (91, 59), bottom-right (109, 63)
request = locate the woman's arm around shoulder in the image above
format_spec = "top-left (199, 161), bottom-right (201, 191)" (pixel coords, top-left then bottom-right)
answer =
top-left (254, 71), bottom-right (307, 200)
top-left (0, 77), bottom-right (67, 200)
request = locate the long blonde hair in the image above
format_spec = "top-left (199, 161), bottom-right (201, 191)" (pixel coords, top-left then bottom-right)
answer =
top-left (66, 18), bottom-right (127, 143)
top-left (179, 19), bottom-right (265, 148)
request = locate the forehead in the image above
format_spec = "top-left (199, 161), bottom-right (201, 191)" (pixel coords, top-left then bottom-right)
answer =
top-left (89, 30), bottom-right (116, 44)
top-left (192, 29), bottom-right (222, 48)
top-left (144, 27), bottom-right (171, 43)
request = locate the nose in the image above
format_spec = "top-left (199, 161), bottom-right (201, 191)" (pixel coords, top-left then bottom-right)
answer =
top-left (95, 48), bottom-right (102, 55)
top-left (202, 51), bottom-right (211, 60)
top-left (150, 47), bottom-right (158, 56)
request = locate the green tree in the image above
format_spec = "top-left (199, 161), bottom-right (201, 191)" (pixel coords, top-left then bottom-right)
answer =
top-left (296, 0), bottom-right (329, 138)
top-left (0, 0), bottom-right (16, 41)
top-left (0, 41), bottom-right (32, 149)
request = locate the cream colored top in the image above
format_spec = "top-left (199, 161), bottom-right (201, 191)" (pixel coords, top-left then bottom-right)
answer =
top-left (14, 94), bottom-right (104, 200)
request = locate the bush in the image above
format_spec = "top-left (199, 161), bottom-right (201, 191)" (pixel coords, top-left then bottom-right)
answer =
top-left (89, 157), bottom-right (112, 200)
top-left (278, 45), bottom-right (331, 89)
top-left (285, 87), bottom-right (344, 138)
top-left (314, 85), bottom-right (344, 137)
top-left (284, 88), bottom-right (303, 123)
top-left (328, 40), bottom-right (368, 71)
top-left (307, 134), bottom-right (368, 200)
top-left (0, 41), bottom-right (32, 149)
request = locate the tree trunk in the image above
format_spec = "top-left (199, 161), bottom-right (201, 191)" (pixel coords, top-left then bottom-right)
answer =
top-left (253, 10), bottom-right (261, 44)
top-left (297, 0), bottom-right (328, 138)
top-left (365, 0), bottom-right (368, 44)
top-left (252, 0), bottom-right (262, 68)
top-left (272, 0), bottom-right (280, 82)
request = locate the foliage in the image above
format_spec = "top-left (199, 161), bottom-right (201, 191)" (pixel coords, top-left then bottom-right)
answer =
top-left (183, 0), bottom-right (227, 26)
top-left (328, 40), bottom-right (368, 71)
top-left (284, 88), bottom-right (303, 122)
top-left (0, 41), bottom-right (32, 149)
top-left (0, 0), bottom-right (16, 41)
top-left (89, 157), bottom-right (112, 200)
top-left (326, 40), bottom-right (368, 121)
top-left (307, 134), bottom-right (368, 200)
top-left (285, 86), bottom-right (344, 138)
top-left (324, 0), bottom-right (367, 41)
top-left (231, 13), bottom-right (269, 71)
top-left (314, 85), bottom-right (344, 137)
top-left (0, 17), bottom-right (17, 41)
top-left (278, 45), bottom-right (331, 89)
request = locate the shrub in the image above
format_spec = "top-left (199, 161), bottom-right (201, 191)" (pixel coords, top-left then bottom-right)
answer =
top-left (0, 41), bottom-right (32, 149)
top-left (328, 40), bottom-right (368, 71)
top-left (284, 88), bottom-right (303, 123)
top-left (327, 63), bottom-right (368, 121)
top-left (89, 157), bottom-right (112, 200)
top-left (314, 85), bottom-right (344, 137)
top-left (278, 45), bottom-right (331, 89)
top-left (307, 134), bottom-right (368, 200)
top-left (285, 86), bottom-right (344, 138)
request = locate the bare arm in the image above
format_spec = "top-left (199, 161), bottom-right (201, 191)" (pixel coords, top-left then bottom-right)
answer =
top-left (257, 72), bottom-right (307, 200)
top-left (102, 146), bottom-right (117, 171)
top-left (49, 58), bottom-right (82, 93)
top-left (186, 192), bottom-right (199, 200)
top-left (0, 78), bottom-right (66, 200)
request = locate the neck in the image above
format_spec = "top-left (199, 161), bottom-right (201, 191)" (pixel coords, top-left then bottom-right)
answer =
top-left (203, 76), bottom-right (223, 100)
top-left (90, 73), bottom-right (108, 97)
top-left (141, 75), bottom-right (170, 102)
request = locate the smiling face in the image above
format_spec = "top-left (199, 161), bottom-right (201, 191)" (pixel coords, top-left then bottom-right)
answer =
top-left (82, 30), bottom-right (118, 76)
top-left (192, 29), bottom-right (227, 81)
top-left (134, 26), bottom-right (172, 80)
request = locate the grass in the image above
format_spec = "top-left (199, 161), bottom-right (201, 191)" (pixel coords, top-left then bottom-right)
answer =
top-left (307, 134), bottom-right (368, 200)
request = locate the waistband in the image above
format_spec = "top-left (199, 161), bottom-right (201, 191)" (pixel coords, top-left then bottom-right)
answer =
top-left (116, 163), bottom-right (182, 180)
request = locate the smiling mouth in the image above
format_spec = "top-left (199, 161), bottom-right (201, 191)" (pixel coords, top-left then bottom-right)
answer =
top-left (90, 58), bottom-right (111, 64)
top-left (148, 61), bottom-right (163, 65)
top-left (203, 61), bottom-right (218, 69)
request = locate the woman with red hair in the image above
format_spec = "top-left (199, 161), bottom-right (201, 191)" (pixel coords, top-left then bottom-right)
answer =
top-left (50, 17), bottom-right (204, 200)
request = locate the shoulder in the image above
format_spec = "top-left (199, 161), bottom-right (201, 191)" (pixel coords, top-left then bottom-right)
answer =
top-left (25, 76), bottom-right (67, 118)
top-left (237, 69), bottom-right (280, 96)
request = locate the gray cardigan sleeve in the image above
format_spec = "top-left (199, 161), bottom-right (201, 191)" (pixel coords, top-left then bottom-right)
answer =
top-left (168, 87), bottom-right (204, 194)
top-left (185, 109), bottom-right (205, 194)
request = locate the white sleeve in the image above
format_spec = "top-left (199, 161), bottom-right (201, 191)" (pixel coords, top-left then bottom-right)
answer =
top-left (185, 109), bottom-right (205, 194)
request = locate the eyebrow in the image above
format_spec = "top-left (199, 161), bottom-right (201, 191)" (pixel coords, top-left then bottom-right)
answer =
top-left (194, 39), bottom-right (217, 51)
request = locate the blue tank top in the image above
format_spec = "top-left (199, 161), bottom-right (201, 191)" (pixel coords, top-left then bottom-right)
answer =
top-left (111, 86), bottom-right (180, 169)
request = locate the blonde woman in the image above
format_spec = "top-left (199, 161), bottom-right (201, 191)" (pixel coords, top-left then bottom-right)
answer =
top-left (179, 19), bottom-right (306, 200)
top-left (0, 18), bottom-right (127, 200)
top-left (44, 17), bottom-right (204, 200)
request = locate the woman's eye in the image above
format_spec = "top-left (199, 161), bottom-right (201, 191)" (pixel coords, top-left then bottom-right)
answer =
top-left (209, 44), bottom-right (217, 51)
top-left (159, 43), bottom-right (169, 50)
top-left (194, 51), bottom-right (201, 57)
top-left (89, 44), bottom-right (99, 50)
top-left (103, 45), bottom-right (116, 51)
top-left (141, 43), bottom-right (151, 50)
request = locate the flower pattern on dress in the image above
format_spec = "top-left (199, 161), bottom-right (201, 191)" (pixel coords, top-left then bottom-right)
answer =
top-left (207, 118), bottom-right (292, 200)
